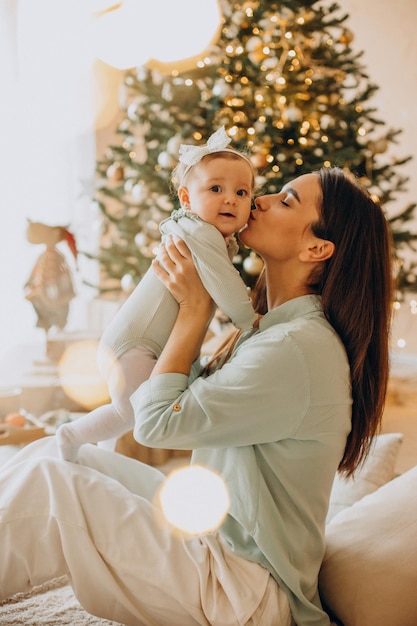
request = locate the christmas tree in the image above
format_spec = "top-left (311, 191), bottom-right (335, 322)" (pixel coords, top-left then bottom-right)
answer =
top-left (84, 0), bottom-right (417, 296)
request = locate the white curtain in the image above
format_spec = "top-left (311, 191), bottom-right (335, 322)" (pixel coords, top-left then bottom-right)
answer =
top-left (0, 0), bottom-right (98, 358)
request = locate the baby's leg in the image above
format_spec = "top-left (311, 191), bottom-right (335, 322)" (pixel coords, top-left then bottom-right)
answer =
top-left (56, 346), bottom-right (156, 462)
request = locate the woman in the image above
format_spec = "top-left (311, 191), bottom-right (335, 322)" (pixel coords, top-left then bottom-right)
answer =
top-left (0, 167), bottom-right (393, 626)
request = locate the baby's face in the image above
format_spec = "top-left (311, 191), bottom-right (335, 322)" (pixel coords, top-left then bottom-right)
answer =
top-left (181, 155), bottom-right (253, 238)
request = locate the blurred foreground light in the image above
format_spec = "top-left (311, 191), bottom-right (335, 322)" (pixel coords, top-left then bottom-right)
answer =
top-left (158, 465), bottom-right (230, 536)
top-left (58, 340), bottom-right (110, 410)
top-left (93, 0), bottom-right (222, 70)
top-left (17, 0), bottom-right (96, 140)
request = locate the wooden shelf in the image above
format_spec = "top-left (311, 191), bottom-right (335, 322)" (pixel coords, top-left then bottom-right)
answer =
top-left (0, 423), bottom-right (48, 446)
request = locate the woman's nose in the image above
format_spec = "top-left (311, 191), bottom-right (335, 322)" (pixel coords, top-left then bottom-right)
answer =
top-left (254, 196), bottom-right (267, 211)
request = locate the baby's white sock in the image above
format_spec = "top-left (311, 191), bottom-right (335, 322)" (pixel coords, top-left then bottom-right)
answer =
top-left (56, 403), bottom-right (132, 462)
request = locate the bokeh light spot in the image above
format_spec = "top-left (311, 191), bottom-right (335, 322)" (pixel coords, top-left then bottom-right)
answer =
top-left (158, 465), bottom-right (230, 536)
top-left (58, 340), bottom-right (110, 410)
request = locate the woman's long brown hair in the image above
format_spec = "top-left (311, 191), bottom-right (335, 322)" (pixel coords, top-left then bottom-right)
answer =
top-left (252, 167), bottom-right (394, 476)
top-left (316, 168), bottom-right (393, 475)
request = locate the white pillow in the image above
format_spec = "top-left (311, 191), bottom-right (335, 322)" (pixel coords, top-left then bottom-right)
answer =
top-left (326, 432), bottom-right (403, 523)
top-left (319, 464), bottom-right (417, 626)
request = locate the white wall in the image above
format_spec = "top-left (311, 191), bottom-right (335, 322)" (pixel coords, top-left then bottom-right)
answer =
top-left (341, 0), bottom-right (417, 354)
top-left (341, 0), bottom-right (417, 214)
top-left (0, 0), bottom-right (99, 357)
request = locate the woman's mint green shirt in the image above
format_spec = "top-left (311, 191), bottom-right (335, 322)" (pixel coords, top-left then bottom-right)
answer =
top-left (131, 295), bottom-right (352, 626)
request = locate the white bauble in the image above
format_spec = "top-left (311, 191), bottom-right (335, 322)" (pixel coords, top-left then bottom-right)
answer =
top-left (213, 82), bottom-right (232, 99)
top-left (285, 106), bottom-right (303, 123)
top-left (132, 183), bottom-right (147, 203)
top-left (134, 232), bottom-right (148, 248)
top-left (243, 252), bottom-right (263, 276)
top-left (157, 151), bottom-right (175, 169)
top-left (157, 195), bottom-right (174, 212)
top-left (166, 135), bottom-right (183, 155)
top-left (127, 103), bottom-right (139, 121)
top-left (121, 274), bottom-right (136, 293)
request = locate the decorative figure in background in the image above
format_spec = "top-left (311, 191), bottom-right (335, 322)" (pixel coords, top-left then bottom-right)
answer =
top-left (24, 221), bottom-right (77, 333)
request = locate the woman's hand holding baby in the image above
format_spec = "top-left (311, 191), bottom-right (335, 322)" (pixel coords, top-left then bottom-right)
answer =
top-left (151, 235), bottom-right (214, 376)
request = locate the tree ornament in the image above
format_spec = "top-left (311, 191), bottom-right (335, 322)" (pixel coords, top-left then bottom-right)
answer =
top-left (156, 195), bottom-right (174, 212)
top-left (243, 252), bottom-right (263, 276)
top-left (157, 151), bottom-right (175, 169)
top-left (246, 36), bottom-right (263, 53)
top-left (251, 152), bottom-right (268, 169)
top-left (127, 103), bottom-right (139, 121)
top-left (340, 29), bottom-right (354, 45)
top-left (285, 106), bottom-right (303, 123)
top-left (106, 162), bottom-right (124, 181)
top-left (213, 81), bottom-right (233, 99)
top-left (121, 273), bottom-right (136, 293)
top-left (249, 47), bottom-right (269, 64)
top-left (370, 137), bottom-right (389, 154)
top-left (246, 36), bottom-right (269, 64)
top-left (134, 232), bottom-right (148, 248)
top-left (132, 183), bottom-right (147, 203)
top-left (166, 134), bottom-right (183, 156)
top-left (320, 114), bottom-right (333, 130)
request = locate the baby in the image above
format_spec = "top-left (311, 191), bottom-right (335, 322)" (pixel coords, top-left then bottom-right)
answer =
top-left (56, 126), bottom-right (258, 461)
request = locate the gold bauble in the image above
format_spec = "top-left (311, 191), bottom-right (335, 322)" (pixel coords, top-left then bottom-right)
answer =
top-left (370, 138), bottom-right (388, 154)
top-left (339, 29), bottom-right (354, 44)
top-left (249, 48), bottom-right (268, 64)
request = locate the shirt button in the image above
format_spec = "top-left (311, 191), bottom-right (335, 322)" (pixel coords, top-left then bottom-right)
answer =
top-left (173, 403), bottom-right (181, 412)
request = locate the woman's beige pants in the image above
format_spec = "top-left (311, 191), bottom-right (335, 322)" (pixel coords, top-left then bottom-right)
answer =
top-left (0, 437), bottom-right (292, 626)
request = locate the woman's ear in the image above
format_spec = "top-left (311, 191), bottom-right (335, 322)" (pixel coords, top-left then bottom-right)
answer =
top-left (300, 239), bottom-right (335, 263)
top-left (178, 186), bottom-right (190, 209)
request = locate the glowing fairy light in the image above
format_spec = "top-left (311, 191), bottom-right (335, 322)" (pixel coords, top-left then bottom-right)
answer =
top-left (158, 465), bottom-right (230, 536)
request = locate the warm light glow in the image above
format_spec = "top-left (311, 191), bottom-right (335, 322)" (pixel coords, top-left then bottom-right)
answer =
top-left (158, 465), bottom-right (230, 535)
top-left (93, 0), bottom-right (221, 70)
top-left (58, 340), bottom-right (110, 410)
top-left (92, 0), bottom-right (150, 69)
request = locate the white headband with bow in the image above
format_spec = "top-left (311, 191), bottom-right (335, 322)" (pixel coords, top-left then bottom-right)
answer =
top-left (178, 126), bottom-right (250, 176)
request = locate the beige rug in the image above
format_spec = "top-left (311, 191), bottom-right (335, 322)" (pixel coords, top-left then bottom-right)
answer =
top-left (0, 576), bottom-right (122, 625)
